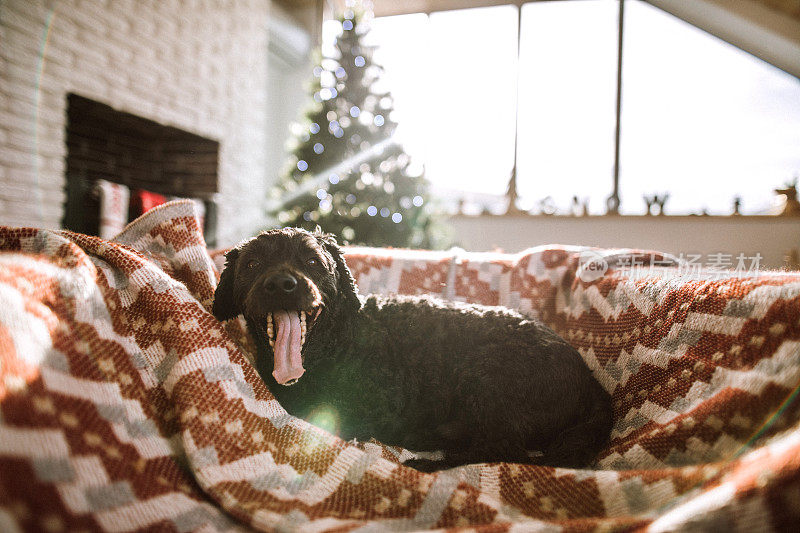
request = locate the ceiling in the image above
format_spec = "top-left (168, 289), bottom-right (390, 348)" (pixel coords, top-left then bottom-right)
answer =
top-left (351, 0), bottom-right (800, 78)
top-left (648, 0), bottom-right (799, 78)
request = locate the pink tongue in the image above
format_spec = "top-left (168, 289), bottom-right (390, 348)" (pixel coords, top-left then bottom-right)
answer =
top-left (272, 310), bottom-right (305, 384)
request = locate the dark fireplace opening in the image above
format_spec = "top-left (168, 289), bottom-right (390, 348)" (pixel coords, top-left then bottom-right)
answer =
top-left (63, 93), bottom-right (220, 246)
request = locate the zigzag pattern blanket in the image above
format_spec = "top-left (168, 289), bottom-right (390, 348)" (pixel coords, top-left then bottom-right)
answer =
top-left (1, 201), bottom-right (799, 531)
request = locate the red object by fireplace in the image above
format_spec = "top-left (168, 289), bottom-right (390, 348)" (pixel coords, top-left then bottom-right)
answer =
top-left (131, 189), bottom-right (167, 218)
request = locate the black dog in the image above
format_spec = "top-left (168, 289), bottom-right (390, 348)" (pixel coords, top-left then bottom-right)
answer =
top-left (213, 228), bottom-right (612, 470)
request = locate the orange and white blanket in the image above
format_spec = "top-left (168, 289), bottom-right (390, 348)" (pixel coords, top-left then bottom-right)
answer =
top-left (1, 200), bottom-right (799, 531)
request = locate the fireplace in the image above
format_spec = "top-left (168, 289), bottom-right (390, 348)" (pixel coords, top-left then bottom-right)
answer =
top-left (63, 94), bottom-right (220, 245)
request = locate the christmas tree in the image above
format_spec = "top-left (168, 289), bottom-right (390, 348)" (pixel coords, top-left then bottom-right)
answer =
top-left (271, 8), bottom-right (443, 248)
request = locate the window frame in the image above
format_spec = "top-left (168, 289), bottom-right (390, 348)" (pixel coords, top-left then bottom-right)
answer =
top-left (363, 0), bottom-right (800, 214)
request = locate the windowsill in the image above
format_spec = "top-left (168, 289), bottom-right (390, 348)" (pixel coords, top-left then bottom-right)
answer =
top-left (447, 212), bottom-right (800, 268)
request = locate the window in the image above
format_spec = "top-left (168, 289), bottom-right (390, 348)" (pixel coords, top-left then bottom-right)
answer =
top-left (620, 1), bottom-right (800, 215)
top-left (365, 6), bottom-right (519, 212)
top-left (349, 1), bottom-right (800, 215)
top-left (517, 0), bottom-right (618, 214)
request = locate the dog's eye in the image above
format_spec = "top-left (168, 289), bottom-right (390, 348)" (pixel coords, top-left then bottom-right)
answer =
top-left (306, 258), bottom-right (318, 266)
top-left (246, 260), bottom-right (259, 269)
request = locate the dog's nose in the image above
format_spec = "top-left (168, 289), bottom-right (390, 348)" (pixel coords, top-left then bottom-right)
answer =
top-left (266, 273), bottom-right (298, 294)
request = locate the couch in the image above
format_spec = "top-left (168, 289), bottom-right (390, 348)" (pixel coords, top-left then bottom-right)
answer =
top-left (1, 200), bottom-right (798, 531)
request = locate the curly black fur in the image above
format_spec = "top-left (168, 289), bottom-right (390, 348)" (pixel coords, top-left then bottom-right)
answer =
top-left (213, 228), bottom-right (612, 471)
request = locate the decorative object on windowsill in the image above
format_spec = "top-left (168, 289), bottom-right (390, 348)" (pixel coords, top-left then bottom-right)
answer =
top-left (643, 195), bottom-right (654, 215)
top-left (643, 193), bottom-right (669, 215)
top-left (503, 170), bottom-right (524, 215)
top-left (270, 6), bottom-right (445, 248)
top-left (571, 196), bottom-right (589, 217)
top-left (732, 196), bottom-right (742, 216)
top-left (538, 196), bottom-right (557, 216)
top-left (784, 248), bottom-right (800, 271)
top-left (775, 179), bottom-right (800, 216)
top-left (656, 194), bottom-right (669, 215)
top-left (605, 194), bottom-right (620, 216)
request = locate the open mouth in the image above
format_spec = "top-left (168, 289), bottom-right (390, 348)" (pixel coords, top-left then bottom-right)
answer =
top-left (264, 308), bottom-right (320, 386)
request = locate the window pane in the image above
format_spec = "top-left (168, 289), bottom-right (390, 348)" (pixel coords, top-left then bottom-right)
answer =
top-left (620, 0), bottom-right (800, 215)
top-left (516, 0), bottom-right (619, 214)
top-left (369, 6), bottom-right (518, 205)
top-left (426, 6), bottom-right (518, 198)
top-left (367, 14), bottom-right (430, 175)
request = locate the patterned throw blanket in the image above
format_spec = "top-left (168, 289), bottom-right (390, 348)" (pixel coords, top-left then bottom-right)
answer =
top-left (1, 201), bottom-right (799, 531)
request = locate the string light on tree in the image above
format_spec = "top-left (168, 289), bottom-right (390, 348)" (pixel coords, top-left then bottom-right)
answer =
top-left (270, 4), bottom-right (445, 247)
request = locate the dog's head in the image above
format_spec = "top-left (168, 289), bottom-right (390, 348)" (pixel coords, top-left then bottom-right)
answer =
top-left (212, 227), bottom-right (360, 385)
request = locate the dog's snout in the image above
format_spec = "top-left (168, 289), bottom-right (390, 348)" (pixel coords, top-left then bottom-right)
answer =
top-left (266, 273), bottom-right (298, 294)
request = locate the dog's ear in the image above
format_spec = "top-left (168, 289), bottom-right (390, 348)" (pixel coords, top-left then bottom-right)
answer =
top-left (315, 231), bottom-right (361, 313)
top-left (212, 248), bottom-right (241, 321)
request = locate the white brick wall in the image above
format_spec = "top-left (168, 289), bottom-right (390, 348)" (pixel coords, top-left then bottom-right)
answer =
top-left (0, 0), bottom-right (273, 246)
